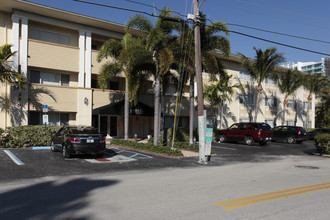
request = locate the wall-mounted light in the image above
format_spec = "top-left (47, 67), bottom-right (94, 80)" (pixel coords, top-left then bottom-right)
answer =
top-left (84, 97), bottom-right (89, 105)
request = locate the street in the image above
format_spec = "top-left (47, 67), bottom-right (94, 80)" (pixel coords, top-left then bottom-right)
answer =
top-left (1, 141), bottom-right (330, 219)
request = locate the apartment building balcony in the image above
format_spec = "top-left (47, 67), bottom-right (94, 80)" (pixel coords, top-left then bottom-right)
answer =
top-left (27, 39), bottom-right (79, 72)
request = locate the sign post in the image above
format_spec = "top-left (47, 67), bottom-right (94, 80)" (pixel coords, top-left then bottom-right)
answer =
top-left (42, 105), bottom-right (48, 126)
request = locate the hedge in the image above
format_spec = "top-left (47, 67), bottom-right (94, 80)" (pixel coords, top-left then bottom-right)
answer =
top-left (0, 125), bottom-right (60, 148)
top-left (315, 133), bottom-right (330, 155)
top-left (110, 139), bottom-right (183, 156)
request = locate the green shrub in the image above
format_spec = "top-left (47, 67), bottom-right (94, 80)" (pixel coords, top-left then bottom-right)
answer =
top-left (0, 125), bottom-right (60, 148)
top-left (315, 134), bottom-right (330, 155)
top-left (110, 139), bottom-right (183, 157)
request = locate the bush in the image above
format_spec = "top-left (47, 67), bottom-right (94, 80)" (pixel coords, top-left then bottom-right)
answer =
top-left (315, 134), bottom-right (330, 155)
top-left (0, 125), bottom-right (60, 148)
top-left (110, 139), bottom-right (183, 156)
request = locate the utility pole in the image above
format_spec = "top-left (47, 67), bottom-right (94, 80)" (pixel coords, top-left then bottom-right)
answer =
top-left (193, 0), bottom-right (207, 164)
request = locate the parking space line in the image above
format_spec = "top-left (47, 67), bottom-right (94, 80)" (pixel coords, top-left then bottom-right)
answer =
top-left (3, 150), bottom-right (25, 166)
top-left (32, 146), bottom-right (51, 150)
top-left (213, 146), bottom-right (237, 151)
top-left (107, 147), bottom-right (153, 159)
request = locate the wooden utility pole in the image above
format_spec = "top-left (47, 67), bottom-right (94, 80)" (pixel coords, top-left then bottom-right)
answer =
top-left (193, 0), bottom-right (206, 163)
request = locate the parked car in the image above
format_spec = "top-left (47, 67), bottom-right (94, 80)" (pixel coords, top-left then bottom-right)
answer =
top-left (217, 122), bottom-right (273, 146)
top-left (272, 126), bottom-right (308, 144)
top-left (307, 128), bottom-right (330, 140)
top-left (51, 125), bottom-right (106, 158)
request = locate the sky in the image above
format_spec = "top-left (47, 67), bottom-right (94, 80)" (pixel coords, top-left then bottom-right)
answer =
top-left (26, 0), bottom-right (330, 63)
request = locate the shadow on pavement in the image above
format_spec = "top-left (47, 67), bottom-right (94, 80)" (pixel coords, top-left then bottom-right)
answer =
top-left (0, 178), bottom-right (118, 219)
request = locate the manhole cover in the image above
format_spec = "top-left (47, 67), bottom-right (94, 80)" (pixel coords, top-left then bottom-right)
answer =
top-left (295, 165), bottom-right (319, 169)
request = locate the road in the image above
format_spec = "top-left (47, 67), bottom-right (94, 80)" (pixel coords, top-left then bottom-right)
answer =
top-left (0, 141), bottom-right (329, 219)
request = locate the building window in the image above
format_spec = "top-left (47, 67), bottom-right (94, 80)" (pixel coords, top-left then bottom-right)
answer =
top-left (286, 120), bottom-right (294, 126)
top-left (109, 81), bottom-right (120, 90)
top-left (303, 102), bottom-right (312, 110)
top-left (286, 100), bottom-right (295, 109)
top-left (265, 120), bottom-right (274, 128)
top-left (30, 70), bottom-right (70, 86)
top-left (265, 97), bottom-right (277, 107)
top-left (239, 95), bottom-right (254, 106)
top-left (29, 111), bottom-right (69, 126)
top-left (303, 121), bottom-right (312, 128)
top-left (30, 28), bottom-right (71, 46)
top-left (239, 118), bottom-right (250, 123)
top-left (265, 76), bottom-right (276, 85)
top-left (239, 69), bottom-right (252, 81)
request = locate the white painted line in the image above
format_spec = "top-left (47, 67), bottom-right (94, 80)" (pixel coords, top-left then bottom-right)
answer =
top-left (213, 146), bottom-right (237, 151)
top-left (3, 150), bottom-right (25, 166)
top-left (32, 146), bottom-right (51, 150)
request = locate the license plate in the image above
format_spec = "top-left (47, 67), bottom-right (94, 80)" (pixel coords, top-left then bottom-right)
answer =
top-left (87, 139), bottom-right (94, 143)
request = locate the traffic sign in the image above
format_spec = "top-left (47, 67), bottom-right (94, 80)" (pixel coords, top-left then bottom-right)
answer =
top-left (42, 105), bottom-right (48, 113)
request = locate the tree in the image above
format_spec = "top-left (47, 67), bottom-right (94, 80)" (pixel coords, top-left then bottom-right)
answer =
top-left (275, 69), bottom-right (302, 125)
top-left (303, 73), bottom-right (329, 129)
top-left (127, 8), bottom-right (175, 145)
top-left (97, 33), bottom-right (148, 140)
top-left (204, 73), bottom-right (240, 131)
top-left (0, 44), bottom-right (24, 87)
top-left (315, 86), bottom-right (330, 128)
top-left (171, 13), bottom-right (231, 144)
top-left (240, 47), bottom-right (284, 122)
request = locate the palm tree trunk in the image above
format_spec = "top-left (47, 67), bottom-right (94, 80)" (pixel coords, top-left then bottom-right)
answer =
top-left (153, 76), bottom-right (160, 145)
top-left (189, 77), bottom-right (194, 145)
top-left (306, 92), bottom-right (312, 129)
top-left (281, 96), bottom-right (288, 126)
top-left (124, 80), bottom-right (129, 140)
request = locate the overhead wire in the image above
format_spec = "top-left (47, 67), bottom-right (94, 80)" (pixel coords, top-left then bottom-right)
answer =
top-left (72, 0), bottom-right (330, 57)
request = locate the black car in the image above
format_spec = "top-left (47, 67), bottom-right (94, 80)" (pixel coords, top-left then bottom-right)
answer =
top-left (51, 125), bottom-right (106, 158)
top-left (307, 128), bottom-right (330, 140)
top-left (272, 126), bottom-right (308, 144)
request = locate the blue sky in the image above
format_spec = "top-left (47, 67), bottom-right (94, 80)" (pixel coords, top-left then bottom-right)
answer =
top-left (27, 0), bottom-right (330, 63)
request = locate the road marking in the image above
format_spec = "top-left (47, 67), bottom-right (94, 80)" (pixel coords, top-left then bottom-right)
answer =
top-left (215, 182), bottom-right (330, 209)
top-left (212, 146), bottom-right (237, 151)
top-left (32, 146), bottom-right (51, 150)
top-left (3, 150), bottom-right (25, 166)
top-left (108, 147), bottom-right (153, 159)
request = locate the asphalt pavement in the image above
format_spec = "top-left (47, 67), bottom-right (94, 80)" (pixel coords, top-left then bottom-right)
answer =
top-left (0, 140), bottom-right (317, 182)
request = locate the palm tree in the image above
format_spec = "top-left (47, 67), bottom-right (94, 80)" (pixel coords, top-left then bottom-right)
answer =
top-left (0, 44), bottom-right (24, 87)
top-left (127, 8), bottom-right (175, 145)
top-left (240, 47), bottom-right (284, 122)
top-left (275, 69), bottom-right (302, 125)
top-left (97, 33), bottom-right (147, 140)
top-left (303, 73), bottom-right (329, 129)
top-left (204, 73), bottom-right (240, 131)
top-left (315, 87), bottom-right (330, 127)
top-left (171, 14), bottom-right (231, 144)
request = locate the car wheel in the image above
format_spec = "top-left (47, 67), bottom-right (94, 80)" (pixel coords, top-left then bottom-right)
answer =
top-left (62, 145), bottom-right (70, 158)
top-left (51, 142), bottom-right (56, 152)
top-left (287, 136), bottom-right (296, 144)
top-left (244, 136), bottom-right (254, 146)
top-left (219, 134), bottom-right (226, 143)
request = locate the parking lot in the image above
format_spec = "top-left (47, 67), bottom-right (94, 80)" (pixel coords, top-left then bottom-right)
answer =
top-left (0, 140), bottom-right (319, 182)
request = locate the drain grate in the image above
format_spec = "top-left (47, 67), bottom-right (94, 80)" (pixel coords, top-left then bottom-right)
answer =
top-left (295, 165), bottom-right (319, 169)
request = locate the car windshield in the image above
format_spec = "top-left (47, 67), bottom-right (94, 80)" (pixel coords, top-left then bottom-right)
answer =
top-left (258, 123), bottom-right (271, 131)
top-left (69, 127), bottom-right (99, 134)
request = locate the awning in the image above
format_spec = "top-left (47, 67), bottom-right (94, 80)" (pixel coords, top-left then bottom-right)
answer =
top-left (94, 100), bottom-right (154, 116)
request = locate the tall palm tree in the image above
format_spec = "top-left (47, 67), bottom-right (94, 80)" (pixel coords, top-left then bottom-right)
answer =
top-left (315, 86), bottom-right (330, 128)
top-left (276, 69), bottom-right (302, 125)
top-left (97, 33), bottom-right (147, 140)
top-left (171, 14), bottom-right (231, 144)
top-left (303, 73), bottom-right (329, 129)
top-left (127, 8), bottom-right (175, 145)
top-left (0, 44), bottom-right (24, 87)
top-left (240, 47), bottom-right (284, 122)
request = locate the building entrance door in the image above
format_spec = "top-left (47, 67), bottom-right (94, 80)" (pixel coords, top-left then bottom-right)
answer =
top-left (110, 116), bottom-right (117, 136)
top-left (100, 116), bottom-right (108, 136)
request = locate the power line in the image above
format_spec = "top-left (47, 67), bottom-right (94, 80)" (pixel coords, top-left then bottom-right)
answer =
top-left (225, 23), bottom-right (330, 44)
top-left (72, 0), bottom-right (156, 17)
top-left (229, 30), bottom-right (330, 57)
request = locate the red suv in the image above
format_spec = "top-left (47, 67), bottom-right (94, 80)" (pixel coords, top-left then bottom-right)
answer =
top-left (217, 122), bottom-right (273, 146)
